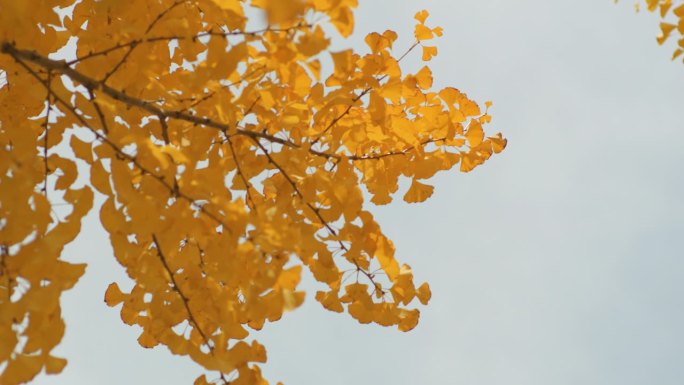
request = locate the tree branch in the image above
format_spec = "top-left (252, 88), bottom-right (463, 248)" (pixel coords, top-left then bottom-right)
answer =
top-left (151, 234), bottom-right (210, 344)
top-left (11, 54), bottom-right (233, 232)
top-left (226, 137), bottom-right (257, 213)
top-left (310, 41), bottom-right (420, 146)
top-left (42, 70), bottom-right (52, 196)
top-left (251, 138), bottom-right (382, 290)
top-left (2, 42), bottom-right (438, 165)
top-left (67, 24), bottom-right (312, 65)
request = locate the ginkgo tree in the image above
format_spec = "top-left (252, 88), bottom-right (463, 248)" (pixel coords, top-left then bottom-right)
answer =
top-left (0, 1), bottom-right (506, 384)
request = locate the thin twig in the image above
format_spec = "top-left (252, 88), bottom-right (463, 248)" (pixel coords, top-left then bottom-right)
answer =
top-left (42, 70), bottom-right (52, 196)
top-left (251, 138), bottom-right (381, 289)
top-left (151, 234), bottom-right (231, 383)
top-left (88, 89), bottom-right (109, 134)
top-left (310, 41), bottom-right (420, 146)
top-left (159, 115), bottom-right (170, 145)
top-left (226, 137), bottom-right (257, 212)
top-left (67, 24), bottom-right (312, 65)
top-left (101, 0), bottom-right (186, 83)
top-left (151, 234), bottom-right (211, 344)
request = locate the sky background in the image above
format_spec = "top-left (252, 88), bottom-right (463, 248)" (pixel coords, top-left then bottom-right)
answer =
top-left (40, 1), bottom-right (684, 384)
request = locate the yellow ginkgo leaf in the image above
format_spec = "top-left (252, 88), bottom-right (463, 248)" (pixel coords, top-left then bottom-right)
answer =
top-left (45, 356), bottom-right (67, 375)
top-left (466, 120), bottom-right (485, 147)
top-left (422, 45), bottom-right (438, 61)
top-left (414, 24), bottom-right (433, 41)
top-left (104, 283), bottom-right (126, 307)
top-left (415, 66), bottom-right (433, 90)
top-left (69, 135), bottom-right (93, 163)
top-left (403, 179), bottom-right (434, 203)
top-left (414, 10), bottom-right (430, 24)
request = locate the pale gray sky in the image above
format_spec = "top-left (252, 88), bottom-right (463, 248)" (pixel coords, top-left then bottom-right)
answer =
top-left (41, 1), bottom-right (684, 384)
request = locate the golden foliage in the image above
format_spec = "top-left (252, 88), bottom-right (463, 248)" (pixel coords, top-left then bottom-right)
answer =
top-left (633, 0), bottom-right (684, 60)
top-left (0, 1), bottom-right (505, 384)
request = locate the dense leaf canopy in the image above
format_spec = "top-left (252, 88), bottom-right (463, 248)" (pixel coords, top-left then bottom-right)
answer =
top-left (0, 1), bottom-right (506, 384)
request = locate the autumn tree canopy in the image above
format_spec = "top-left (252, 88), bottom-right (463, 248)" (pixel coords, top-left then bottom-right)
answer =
top-left (0, 0), bottom-right (506, 384)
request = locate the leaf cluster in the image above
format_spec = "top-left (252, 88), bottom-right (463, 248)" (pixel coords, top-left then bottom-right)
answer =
top-left (0, 1), bottom-right (505, 384)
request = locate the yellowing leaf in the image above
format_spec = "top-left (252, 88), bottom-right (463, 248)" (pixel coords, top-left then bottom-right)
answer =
top-left (416, 282), bottom-right (432, 305)
top-left (489, 133), bottom-right (508, 154)
top-left (657, 22), bottom-right (676, 44)
top-left (210, 0), bottom-right (243, 13)
top-left (415, 66), bottom-right (433, 89)
top-left (403, 179), bottom-right (434, 203)
top-left (275, 266), bottom-right (302, 290)
top-left (298, 26), bottom-right (330, 57)
top-left (330, 49), bottom-right (355, 78)
top-left (45, 356), bottom-right (67, 375)
top-left (104, 283), bottom-right (126, 306)
top-left (330, 6), bottom-right (355, 37)
top-left (422, 45), bottom-right (437, 61)
top-left (70, 135), bottom-right (93, 163)
top-left (414, 24), bottom-right (433, 41)
top-left (466, 120), bottom-right (485, 147)
top-left (137, 330), bottom-right (159, 348)
top-left (398, 309), bottom-right (420, 332)
top-left (414, 10), bottom-right (429, 24)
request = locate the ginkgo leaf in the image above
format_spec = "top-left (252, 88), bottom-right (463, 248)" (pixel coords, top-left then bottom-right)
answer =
top-left (210, 0), bottom-right (242, 13)
top-left (414, 10), bottom-right (430, 24)
top-left (416, 282), bottom-right (432, 305)
top-left (403, 179), bottom-right (434, 203)
top-left (422, 45), bottom-right (438, 61)
top-left (397, 309), bottom-right (420, 332)
top-left (330, 6), bottom-right (355, 37)
top-left (104, 283), bottom-right (126, 307)
top-left (415, 24), bottom-right (433, 41)
top-left (466, 120), bottom-right (485, 147)
top-left (415, 66), bottom-right (433, 90)
top-left (489, 133), bottom-right (508, 154)
top-left (69, 135), bottom-right (93, 163)
top-left (657, 22), bottom-right (677, 44)
top-left (298, 26), bottom-right (330, 56)
top-left (138, 331), bottom-right (159, 349)
top-left (45, 356), bottom-right (67, 375)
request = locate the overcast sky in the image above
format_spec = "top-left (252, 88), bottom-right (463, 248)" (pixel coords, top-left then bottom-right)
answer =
top-left (41, 1), bottom-right (684, 385)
